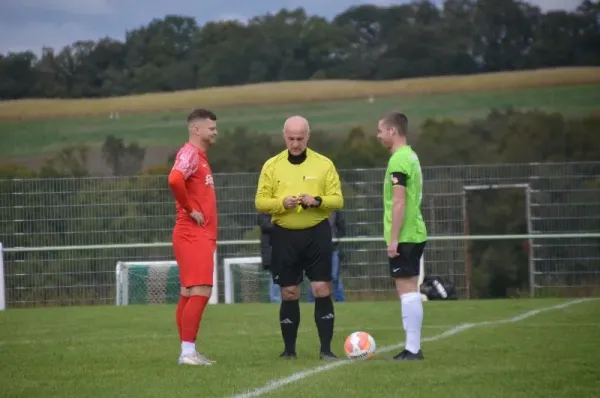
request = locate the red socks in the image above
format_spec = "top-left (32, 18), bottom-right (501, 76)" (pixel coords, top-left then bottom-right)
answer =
top-left (181, 295), bottom-right (210, 343)
top-left (176, 295), bottom-right (190, 341)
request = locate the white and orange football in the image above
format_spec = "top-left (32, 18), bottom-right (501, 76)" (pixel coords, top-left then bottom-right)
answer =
top-left (343, 331), bottom-right (376, 360)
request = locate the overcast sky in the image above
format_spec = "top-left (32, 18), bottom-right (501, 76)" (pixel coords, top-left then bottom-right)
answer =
top-left (0, 0), bottom-right (581, 56)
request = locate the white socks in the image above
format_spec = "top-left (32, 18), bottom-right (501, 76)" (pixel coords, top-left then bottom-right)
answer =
top-left (181, 341), bottom-right (196, 356)
top-left (400, 292), bottom-right (423, 354)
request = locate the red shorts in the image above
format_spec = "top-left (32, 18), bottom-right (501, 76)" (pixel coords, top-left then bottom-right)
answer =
top-left (172, 232), bottom-right (216, 288)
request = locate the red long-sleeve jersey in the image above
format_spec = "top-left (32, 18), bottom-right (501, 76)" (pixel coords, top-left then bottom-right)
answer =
top-left (168, 142), bottom-right (218, 240)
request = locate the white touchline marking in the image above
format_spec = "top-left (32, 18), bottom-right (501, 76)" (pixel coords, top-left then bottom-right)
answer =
top-left (229, 298), bottom-right (596, 398)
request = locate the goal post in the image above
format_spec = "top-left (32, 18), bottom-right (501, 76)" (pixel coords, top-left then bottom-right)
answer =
top-left (418, 255), bottom-right (425, 287)
top-left (223, 257), bottom-right (264, 304)
top-left (462, 183), bottom-right (534, 298)
top-left (115, 252), bottom-right (218, 306)
top-left (222, 255), bottom-right (426, 304)
top-left (0, 242), bottom-right (6, 311)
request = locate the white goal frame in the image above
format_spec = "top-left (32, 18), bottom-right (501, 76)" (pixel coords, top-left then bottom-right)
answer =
top-left (462, 183), bottom-right (534, 298)
top-left (222, 255), bottom-right (425, 304)
top-left (0, 242), bottom-right (5, 311)
top-left (115, 252), bottom-right (218, 306)
top-left (223, 257), bottom-right (262, 304)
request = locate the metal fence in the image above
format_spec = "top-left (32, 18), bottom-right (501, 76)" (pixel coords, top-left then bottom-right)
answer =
top-left (1, 162), bottom-right (599, 308)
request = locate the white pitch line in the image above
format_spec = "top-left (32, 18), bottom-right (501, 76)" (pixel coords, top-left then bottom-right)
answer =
top-left (229, 298), bottom-right (595, 398)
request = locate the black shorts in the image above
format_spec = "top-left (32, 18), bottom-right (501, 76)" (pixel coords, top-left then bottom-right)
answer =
top-left (389, 241), bottom-right (426, 278)
top-left (270, 219), bottom-right (333, 287)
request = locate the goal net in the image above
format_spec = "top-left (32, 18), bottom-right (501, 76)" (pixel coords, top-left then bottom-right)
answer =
top-left (115, 259), bottom-right (218, 306)
top-left (222, 257), bottom-right (311, 303)
top-left (223, 257), bottom-right (269, 304)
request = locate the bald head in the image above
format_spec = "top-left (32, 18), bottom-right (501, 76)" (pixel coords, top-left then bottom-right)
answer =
top-left (283, 116), bottom-right (310, 135)
top-left (283, 115), bottom-right (310, 156)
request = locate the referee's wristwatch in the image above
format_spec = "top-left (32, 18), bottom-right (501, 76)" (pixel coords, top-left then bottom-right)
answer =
top-left (312, 196), bottom-right (322, 208)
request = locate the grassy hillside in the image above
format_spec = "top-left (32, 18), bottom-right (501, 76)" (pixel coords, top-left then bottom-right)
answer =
top-left (1, 67), bottom-right (599, 120)
top-left (1, 84), bottom-right (599, 160)
top-left (1, 67), bottom-right (599, 166)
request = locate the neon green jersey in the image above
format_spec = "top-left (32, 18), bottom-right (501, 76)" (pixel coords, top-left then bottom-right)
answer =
top-left (383, 145), bottom-right (427, 244)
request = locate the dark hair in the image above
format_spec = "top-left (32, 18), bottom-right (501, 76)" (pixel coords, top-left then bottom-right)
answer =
top-left (187, 108), bottom-right (217, 123)
top-left (381, 112), bottom-right (408, 136)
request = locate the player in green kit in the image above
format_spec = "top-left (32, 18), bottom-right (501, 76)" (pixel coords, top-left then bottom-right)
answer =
top-left (377, 112), bottom-right (427, 361)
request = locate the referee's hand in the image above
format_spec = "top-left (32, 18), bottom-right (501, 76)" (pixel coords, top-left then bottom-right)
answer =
top-left (282, 196), bottom-right (299, 209)
top-left (298, 193), bottom-right (317, 208)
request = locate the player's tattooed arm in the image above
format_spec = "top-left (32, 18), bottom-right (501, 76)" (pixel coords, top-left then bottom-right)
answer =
top-left (169, 147), bottom-right (199, 214)
top-left (388, 172), bottom-right (407, 258)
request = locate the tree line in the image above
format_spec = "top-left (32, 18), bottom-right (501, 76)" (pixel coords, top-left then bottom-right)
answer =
top-left (1, 0), bottom-right (599, 100)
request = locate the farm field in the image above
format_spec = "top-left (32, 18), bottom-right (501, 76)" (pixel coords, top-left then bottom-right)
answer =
top-left (1, 83), bottom-right (600, 159)
top-left (0, 298), bottom-right (598, 397)
top-left (1, 66), bottom-right (599, 120)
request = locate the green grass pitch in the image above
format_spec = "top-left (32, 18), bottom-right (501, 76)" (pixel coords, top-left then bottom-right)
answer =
top-left (1, 84), bottom-right (599, 158)
top-left (0, 298), bottom-right (598, 397)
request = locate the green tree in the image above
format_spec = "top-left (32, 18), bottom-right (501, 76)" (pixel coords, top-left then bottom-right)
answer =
top-left (2, 1), bottom-right (599, 99)
top-left (39, 145), bottom-right (91, 177)
top-left (102, 135), bottom-right (147, 176)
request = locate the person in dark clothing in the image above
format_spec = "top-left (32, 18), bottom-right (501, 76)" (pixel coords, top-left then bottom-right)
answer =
top-left (257, 213), bottom-right (281, 303)
top-left (307, 210), bottom-right (347, 302)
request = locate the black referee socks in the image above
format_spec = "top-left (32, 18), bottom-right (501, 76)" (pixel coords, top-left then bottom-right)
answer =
top-left (314, 295), bottom-right (335, 353)
top-left (280, 299), bottom-right (300, 354)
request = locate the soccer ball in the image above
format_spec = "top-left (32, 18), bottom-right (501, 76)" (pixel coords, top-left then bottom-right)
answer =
top-left (343, 331), bottom-right (376, 360)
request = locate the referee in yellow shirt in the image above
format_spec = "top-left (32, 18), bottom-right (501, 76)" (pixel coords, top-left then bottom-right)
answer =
top-left (255, 115), bottom-right (344, 360)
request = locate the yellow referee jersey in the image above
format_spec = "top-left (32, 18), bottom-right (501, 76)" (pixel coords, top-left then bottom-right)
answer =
top-left (255, 148), bottom-right (344, 230)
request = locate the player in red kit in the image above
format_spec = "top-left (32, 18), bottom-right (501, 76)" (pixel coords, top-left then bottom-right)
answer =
top-left (168, 108), bottom-right (219, 366)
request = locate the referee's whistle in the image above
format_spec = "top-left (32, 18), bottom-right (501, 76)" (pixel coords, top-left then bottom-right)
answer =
top-left (296, 198), bottom-right (305, 211)
top-left (299, 199), bottom-right (309, 210)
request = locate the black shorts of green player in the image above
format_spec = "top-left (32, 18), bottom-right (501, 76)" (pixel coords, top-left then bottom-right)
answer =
top-left (389, 241), bottom-right (426, 278)
top-left (387, 171), bottom-right (427, 279)
top-left (270, 218), bottom-right (333, 287)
